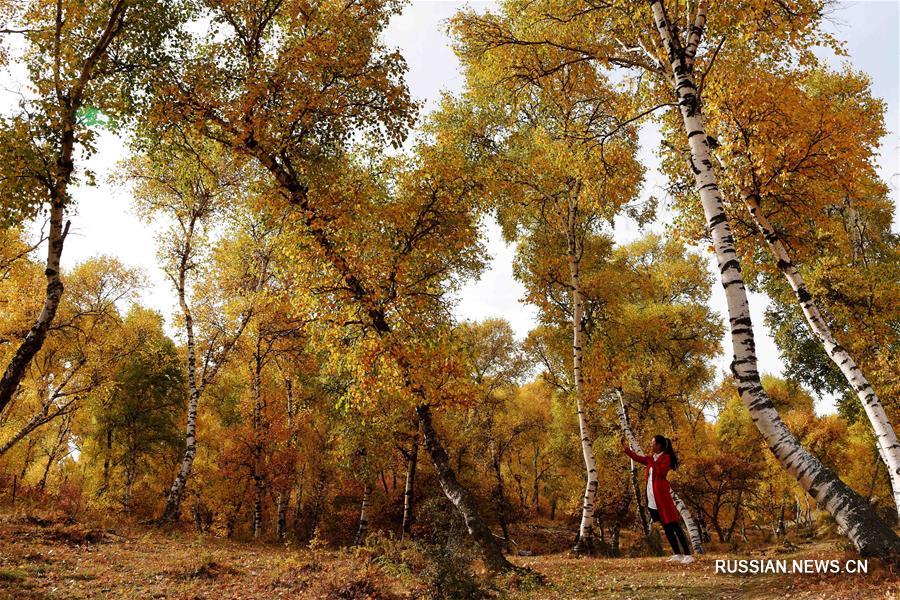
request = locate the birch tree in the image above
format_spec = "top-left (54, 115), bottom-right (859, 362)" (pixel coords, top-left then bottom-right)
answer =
top-left (450, 0), bottom-right (900, 557)
top-left (399, 423), bottom-right (419, 539)
top-left (0, 0), bottom-right (181, 414)
top-left (125, 136), bottom-right (259, 522)
top-left (644, 0), bottom-right (899, 554)
top-left (144, 0), bottom-right (520, 570)
top-left (439, 38), bottom-right (645, 551)
top-left (671, 64), bottom-right (900, 520)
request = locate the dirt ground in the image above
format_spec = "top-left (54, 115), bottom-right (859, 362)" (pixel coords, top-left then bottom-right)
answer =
top-left (0, 513), bottom-right (897, 599)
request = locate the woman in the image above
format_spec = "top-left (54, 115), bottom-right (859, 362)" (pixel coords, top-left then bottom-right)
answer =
top-left (621, 435), bottom-right (694, 564)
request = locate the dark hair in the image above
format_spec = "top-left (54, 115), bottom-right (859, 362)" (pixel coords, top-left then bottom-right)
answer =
top-left (654, 435), bottom-right (679, 470)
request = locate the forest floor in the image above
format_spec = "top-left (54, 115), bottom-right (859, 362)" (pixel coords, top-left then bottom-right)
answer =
top-left (0, 512), bottom-right (897, 599)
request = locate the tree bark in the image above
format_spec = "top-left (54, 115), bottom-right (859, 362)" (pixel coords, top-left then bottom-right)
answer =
top-left (648, 0), bottom-right (900, 556)
top-left (401, 429), bottom-right (419, 540)
top-left (275, 491), bottom-right (290, 541)
top-left (159, 213), bottom-right (252, 524)
top-left (160, 216), bottom-right (201, 523)
top-left (160, 387), bottom-right (200, 522)
top-left (416, 404), bottom-right (515, 572)
top-left (567, 201), bottom-right (598, 554)
top-left (252, 341), bottom-right (264, 539)
top-left (353, 483), bottom-right (371, 546)
top-left (0, 204), bottom-right (68, 413)
top-left (742, 191), bottom-right (900, 521)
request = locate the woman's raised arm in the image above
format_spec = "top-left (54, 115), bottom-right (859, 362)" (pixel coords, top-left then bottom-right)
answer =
top-left (621, 438), bottom-right (649, 464)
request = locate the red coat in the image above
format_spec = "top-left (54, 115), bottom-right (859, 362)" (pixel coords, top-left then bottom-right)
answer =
top-left (624, 447), bottom-right (681, 524)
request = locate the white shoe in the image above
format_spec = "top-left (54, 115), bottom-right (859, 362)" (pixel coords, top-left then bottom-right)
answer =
top-left (666, 554), bottom-right (684, 562)
top-left (680, 555), bottom-right (696, 564)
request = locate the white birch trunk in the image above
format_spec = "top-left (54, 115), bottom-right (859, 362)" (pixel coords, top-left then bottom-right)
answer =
top-left (648, 0), bottom-right (900, 556)
top-left (160, 228), bottom-right (200, 523)
top-left (252, 342), bottom-right (264, 539)
top-left (401, 429), bottom-right (418, 540)
top-left (275, 491), bottom-right (289, 541)
top-left (615, 391), bottom-right (703, 553)
top-left (277, 377), bottom-right (295, 541)
top-left (742, 192), bottom-right (900, 520)
top-left (415, 403), bottom-right (515, 571)
top-left (568, 202), bottom-right (599, 553)
top-left (353, 483), bottom-right (371, 546)
top-left (162, 385), bottom-right (200, 522)
top-left (160, 217), bottom-right (252, 523)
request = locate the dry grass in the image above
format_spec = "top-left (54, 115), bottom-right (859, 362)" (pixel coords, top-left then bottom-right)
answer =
top-left (508, 549), bottom-right (899, 599)
top-left (0, 511), bottom-right (897, 599)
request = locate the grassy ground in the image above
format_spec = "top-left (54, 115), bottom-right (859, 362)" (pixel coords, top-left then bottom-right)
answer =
top-left (0, 513), bottom-right (897, 599)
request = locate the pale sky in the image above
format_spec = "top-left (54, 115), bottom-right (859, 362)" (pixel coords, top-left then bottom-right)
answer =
top-left (4, 1), bottom-right (898, 414)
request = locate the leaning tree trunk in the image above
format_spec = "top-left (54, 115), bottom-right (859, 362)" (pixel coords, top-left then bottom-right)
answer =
top-left (0, 360), bottom-right (85, 458)
top-left (648, 0), bottom-right (900, 556)
top-left (0, 201), bottom-right (68, 414)
top-left (742, 192), bottom-right (900, 520)
top-left (0, 0), bottom-right (127, 415)
top-left (0, 401), bottom-right (67, 457)
top-left (248, 153), bottom-right (514, 570)
top-left (567, 203), bottom-right (599, 554)
top-left (616, 392), bottom-right (703, 553)
top-left (159, 222), bottom-right (251, 524)
top-left (161, 387), bottom-right (200, 522)
top-left (415, 404), bottom-right (515, 572)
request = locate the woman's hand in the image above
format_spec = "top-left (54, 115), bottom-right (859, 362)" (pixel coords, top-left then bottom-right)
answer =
top-left (620, 436), bottom-right (629, 450)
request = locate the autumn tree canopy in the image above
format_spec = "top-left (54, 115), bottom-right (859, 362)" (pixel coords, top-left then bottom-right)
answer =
top-left (1, 2), bottom-right (899, 595)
